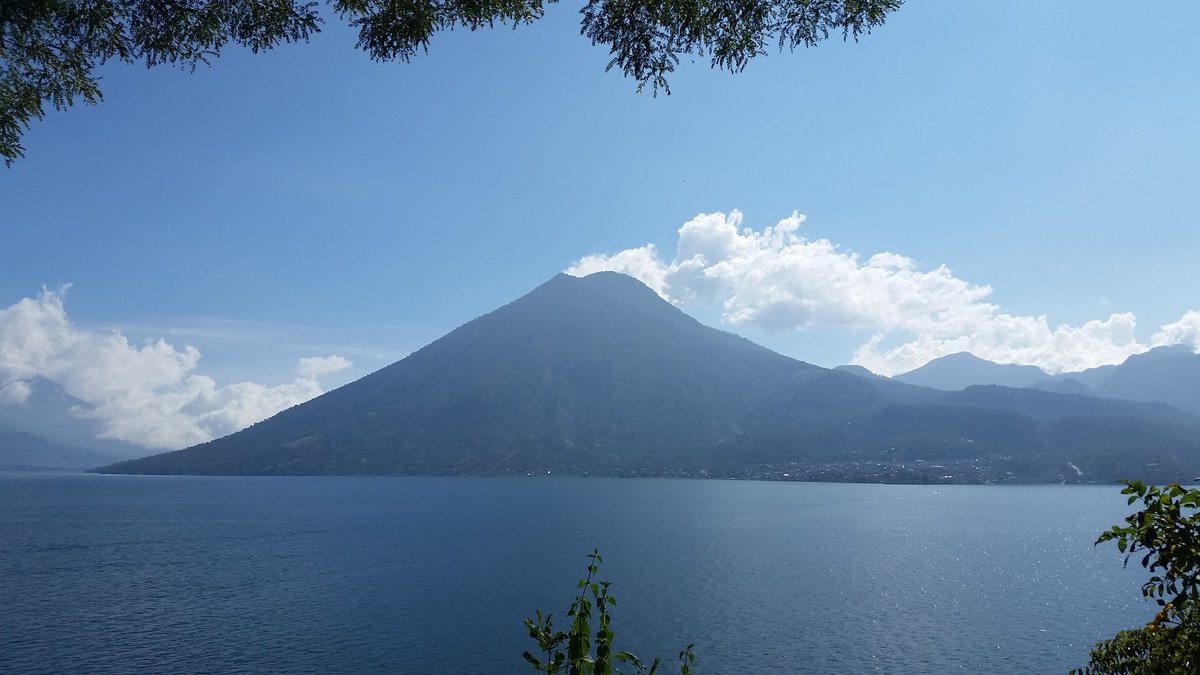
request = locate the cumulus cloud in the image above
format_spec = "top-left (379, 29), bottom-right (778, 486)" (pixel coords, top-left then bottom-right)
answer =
top-left (0, 379), bottom-right (31, 404)
top-left (567, 210), bottom-right (1198, 376)
top-left (569, 245), bottom-right (669, 297)
top-left (850, 312), bottom-right (1144, 376)
top-left (0, 287), bottom-right (352, 449)
top-left (297, 355), bottom-right (353, 378)
top-left (1152, 311), bottom-right (1200, 350)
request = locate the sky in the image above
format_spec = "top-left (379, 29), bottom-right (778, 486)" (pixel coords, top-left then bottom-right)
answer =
top-left (2, 2), bottom-right (1199, 450)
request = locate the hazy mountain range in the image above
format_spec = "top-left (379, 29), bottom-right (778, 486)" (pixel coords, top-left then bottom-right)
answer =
top-left (0, 377), bottom-right (152, 471)
top-left (893, 345), bottom-right (1200, 417)
top-left (87, 272), bottom-right (1200, 484)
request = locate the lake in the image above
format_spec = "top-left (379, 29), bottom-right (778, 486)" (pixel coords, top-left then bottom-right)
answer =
top-left (0, 474), bottom-right (1150, 673)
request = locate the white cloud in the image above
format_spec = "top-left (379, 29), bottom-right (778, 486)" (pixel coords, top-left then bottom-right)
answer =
top-left (568, 210), bottom-right (1199, 376)
top-left (0, 379), bottom-right (31, 404)
top-left (297, 355), bottom-right (353, 378)
top-left (850, 312), bottom-right (1144, 376)
top-left (1152, 311), bottom-right (1200, 350)
top-left (0, 287), bottom-right (353, 449)
top-left (567, 245), bottom-right (668, 297)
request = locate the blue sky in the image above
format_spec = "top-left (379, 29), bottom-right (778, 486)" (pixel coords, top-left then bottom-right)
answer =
top-left (2, 2), bottom-right (1199, 449)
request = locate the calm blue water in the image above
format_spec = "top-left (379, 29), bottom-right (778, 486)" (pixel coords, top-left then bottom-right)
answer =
top-left (0, 474), bottom-right (1150, 673)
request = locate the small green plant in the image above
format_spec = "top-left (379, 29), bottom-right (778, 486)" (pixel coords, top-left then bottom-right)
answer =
top-left (1074, 480), bottom-right (1200, 674)
top-left (523, 549), bottom-right (696, 675)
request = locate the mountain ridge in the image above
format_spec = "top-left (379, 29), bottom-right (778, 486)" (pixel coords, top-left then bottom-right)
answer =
top-left (890, 345), bottom-right (1200, 417)
top-left (0, 425), bottom-right (118, 471)
top-left (894, 352), bottom-right (1048, 390)
top-left (98, 273), bottom-right (1200, 484)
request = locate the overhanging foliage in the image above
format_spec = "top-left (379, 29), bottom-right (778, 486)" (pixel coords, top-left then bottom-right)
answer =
top-left (0, 0), bottom-right (901, 164)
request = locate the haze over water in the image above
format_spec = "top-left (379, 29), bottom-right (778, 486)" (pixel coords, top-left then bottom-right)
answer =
top-left (1, 473), bottom-right (1150, 673)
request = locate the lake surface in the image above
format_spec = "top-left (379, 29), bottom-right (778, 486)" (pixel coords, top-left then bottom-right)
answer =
top-left (0, 474), bottom-right (1152, 673)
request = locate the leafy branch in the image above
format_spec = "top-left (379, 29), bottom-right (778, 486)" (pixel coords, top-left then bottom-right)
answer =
top-left (1096, 480), bottom-right (1200, 610)
top-left (1, 0), bottom-right (902, 164)
top-left (1075, 480), bottom-right (1200, 674)
top-left (523, 549), bottom-right (696, 675)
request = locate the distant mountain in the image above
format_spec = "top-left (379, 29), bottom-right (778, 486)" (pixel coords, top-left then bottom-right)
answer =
top-left (0, 425), bottom-right (115, 471)
top-left (938, 385), bottom-right (1196, 426)
top-left (897, 345), bottom-right (1200, 418)
top-left (833, 364), bottom-right (885, 379)
top-left (894, 352), bottom-right (1048, 390)
top-left (103, 273), bottom-right (824, 475)
top-left (1091, 345), bottom-right (1200, 417)
top-left (0, 376), bottom-right (148, 461)
top-left (1027, 378), bottom-right (1093, 396)
top-left (99, 273), bottom-right (1200, 484)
